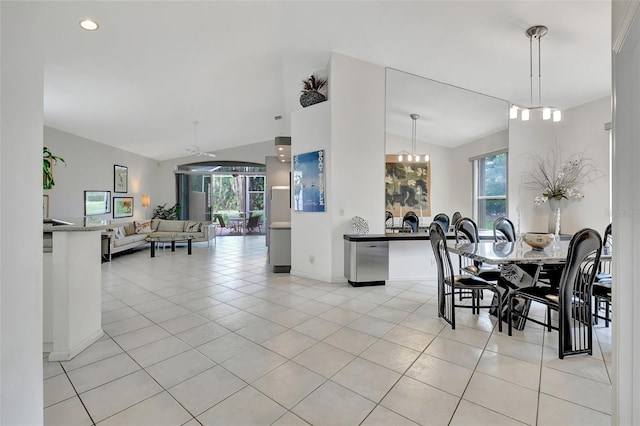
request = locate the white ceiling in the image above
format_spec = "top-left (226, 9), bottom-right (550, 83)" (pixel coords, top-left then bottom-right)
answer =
top-left (42, 1), bottom-right (611, 161)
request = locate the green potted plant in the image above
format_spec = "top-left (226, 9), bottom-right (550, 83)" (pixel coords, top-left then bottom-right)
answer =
top-left (43, 146), bottom-right (66, 190)
top-left (300, 75), bottom-right (327, 107)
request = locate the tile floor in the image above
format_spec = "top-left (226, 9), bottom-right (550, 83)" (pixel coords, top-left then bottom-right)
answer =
top-left (43, 236), bottom-right (612, 425)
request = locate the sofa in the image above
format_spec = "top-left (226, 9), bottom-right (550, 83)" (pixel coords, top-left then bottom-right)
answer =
top-left (103, 218), bottom-right (216, 259)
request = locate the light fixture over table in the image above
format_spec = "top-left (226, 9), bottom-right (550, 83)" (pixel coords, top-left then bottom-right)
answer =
top-left (509, 25), bottom-right (561, 123)
top-left (398, 114), bottom-right (430, 163)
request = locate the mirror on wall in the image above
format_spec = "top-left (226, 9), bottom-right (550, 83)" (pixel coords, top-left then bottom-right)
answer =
top-left (385, 68), bottom-right (509, 231)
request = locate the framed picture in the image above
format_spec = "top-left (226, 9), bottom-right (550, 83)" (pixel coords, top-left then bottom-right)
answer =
top-left (293, 150), bottom-right (326, 212)
top-left (43, 195), bottom-right (50, 219)
top-left (84, 190), bottom-right (111, 216)
top-left (114, 165), bottom-right (128, 193)
top-left (113, 197), bottom-right (134, 218)
top-left (385, 154), bottom-right (431, 218)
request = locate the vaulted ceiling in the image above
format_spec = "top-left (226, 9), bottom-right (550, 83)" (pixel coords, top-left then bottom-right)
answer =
top-left (42, 1), bottom-right (611, 161)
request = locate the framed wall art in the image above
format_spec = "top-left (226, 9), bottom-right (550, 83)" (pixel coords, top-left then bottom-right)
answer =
top-left (293, 150), bottom-right (325, 212)
top-left (84, 190), bottom-right (111, 216)
top-left (385, 155), bottom-right (431, 218)
top-left (113, 197), bottom-right (134, 218)
top-left (114, 165), bottom-right (128, 193)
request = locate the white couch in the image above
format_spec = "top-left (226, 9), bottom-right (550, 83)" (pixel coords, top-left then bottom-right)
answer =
top-left (103, 219), bottom-right (216, 258)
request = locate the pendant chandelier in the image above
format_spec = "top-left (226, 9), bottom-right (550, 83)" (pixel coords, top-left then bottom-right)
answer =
top-left (398, 113), bottom-right (430, 162)
top-left (509, 25), bottom-right (561, 122)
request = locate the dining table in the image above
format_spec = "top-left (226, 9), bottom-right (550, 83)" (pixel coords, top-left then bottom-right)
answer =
top-left (447, 239), bottom-right (573, 330)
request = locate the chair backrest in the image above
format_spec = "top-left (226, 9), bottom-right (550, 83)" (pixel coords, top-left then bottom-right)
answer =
top-left (429, 221), bottom-right (456, 325)
top-left (385, 211), bottom-right (394, 228)
top-left (556, 228), bottom-right (602, 357)
top-left (247, 215), bottom-right (260, 227)
top-left (455, 217), bottom-right (479, 243)
top-left (493, 216), bottom-right (516, 242)
top-left (603, 223), bottom-right (612, 250)
top-left (429, 222), bottom-right (455, 283)
top-left (451, 212), bottom-right (462, 228)
top-left (402, 211), bottom-right (419, 233)
top-left (433, 213), bottom-right (450, 233)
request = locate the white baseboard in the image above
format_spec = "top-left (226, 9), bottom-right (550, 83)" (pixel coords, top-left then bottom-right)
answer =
top-left (48, 329), bottom-right (104, 362)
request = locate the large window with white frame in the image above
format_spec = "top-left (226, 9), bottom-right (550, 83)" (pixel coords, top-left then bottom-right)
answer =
top-left (473, 150), bottom-right (508, 229)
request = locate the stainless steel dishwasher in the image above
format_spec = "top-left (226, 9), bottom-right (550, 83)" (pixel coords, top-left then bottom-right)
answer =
top-left (344, 238), bottom-right (389, 287)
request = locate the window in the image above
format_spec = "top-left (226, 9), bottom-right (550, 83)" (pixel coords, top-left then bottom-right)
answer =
top-left (473, 151), bottom-right (508, 229)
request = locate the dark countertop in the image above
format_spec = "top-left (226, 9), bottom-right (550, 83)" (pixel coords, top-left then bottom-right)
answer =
top-left (344, 231), bottom-right (572, 242)
top-left (344, 232), bottom-right (493, 242)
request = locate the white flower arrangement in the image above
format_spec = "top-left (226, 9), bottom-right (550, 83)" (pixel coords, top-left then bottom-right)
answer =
top-left (523, 150), bottom-right (601, 207)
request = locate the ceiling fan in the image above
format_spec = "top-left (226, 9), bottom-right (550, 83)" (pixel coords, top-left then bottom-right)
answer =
top-left (186, 121), bottom-right (216, 158)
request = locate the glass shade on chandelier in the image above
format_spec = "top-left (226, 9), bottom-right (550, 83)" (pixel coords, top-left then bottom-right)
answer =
top-left (510, 105), bottom-right (561, 122)
top-left (397, 152), bottom-right (430, 162)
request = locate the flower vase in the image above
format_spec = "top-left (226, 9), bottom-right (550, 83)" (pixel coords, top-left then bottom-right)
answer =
top-left (548, 198), bottom-right (562, 234)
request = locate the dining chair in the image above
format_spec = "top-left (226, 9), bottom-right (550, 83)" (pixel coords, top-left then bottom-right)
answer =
top-left (402, 211), bottom-right (419, 233)
top-left (593, 223), bottom-right (612, 326)
top-left (246, 215), bottom-right (262, 233)
top-left (451, 211), bottom-right (462, 229)
top-left (214, 214), bottom-right (229, 235)
top-left (508, 228), bottom-right (602, 359)
top-left (433, 213), bottom-right (450, 233)
top-left (385, 211), bottom-right (394, 231)
top-left (454, 217), bottom-right (501, 281)
top-left (493, 216), bottom-right (516, 242)
top-left (429, 222), bottom-right (502, 331)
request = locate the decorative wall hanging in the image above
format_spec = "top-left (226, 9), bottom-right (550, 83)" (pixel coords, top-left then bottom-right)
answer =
top-left (300, 75), bottom-right (327, 108)
top-left (114, 165), bottom-right (128, 193)
top-left (113, 197), bottom-right (134, 218)
top-left (293, 150), bottom-right (326, 212)
top-left (385, 154), bottom-right (431, 218)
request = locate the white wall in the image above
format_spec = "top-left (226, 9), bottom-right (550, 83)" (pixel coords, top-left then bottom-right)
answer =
top-left (0, 2), bottom-right (44, 424)
top-left (44, 126), bottom-right (160, 222)
top-left (509, 97), bottom-right (611, 235)
top-left (290, 101), bottom-right (333, 281)
top-left (611, 3), bottom-right (640, 423)
top-left (328, 53), bottom-right (386, 281)
top-left (155, 140), bottom-right (276, 208)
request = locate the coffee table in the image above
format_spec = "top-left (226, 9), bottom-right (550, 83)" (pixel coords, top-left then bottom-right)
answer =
top-left (146, 234), bottom-right (194, 258)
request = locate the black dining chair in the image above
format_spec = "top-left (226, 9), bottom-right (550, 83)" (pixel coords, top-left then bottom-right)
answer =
top-left (429, 222), bottom-right (502, 331)
top-left (593, 223), bottom-right (612, 327)
top-left (455, 217), bottom-right (501, 282)
top-left (402, 211), bottom-right (419, 233)
top-left (508, 228), bottom-right (602, 359)
top-left (385, 211), bottom-right (394, 230)
top-left (433, 213), bottom-right (450, 233)
top-left (493, 216), bottom-right (516, 242)
top-left (451, 211), bottom-right (462, 229)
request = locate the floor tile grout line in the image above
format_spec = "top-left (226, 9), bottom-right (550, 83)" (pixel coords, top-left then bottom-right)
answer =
top-left (58, 362), bottom-right (97, 425)
top-left (96, 327), bottom-right (204, 424)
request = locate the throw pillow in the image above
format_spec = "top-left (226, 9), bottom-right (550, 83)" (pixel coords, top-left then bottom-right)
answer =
top-left (113, 227), bottom-right (125, 239)
top-left (185, 221), bottom-right (201, 232)
top-left (134, 220), bottom-right (153, 234)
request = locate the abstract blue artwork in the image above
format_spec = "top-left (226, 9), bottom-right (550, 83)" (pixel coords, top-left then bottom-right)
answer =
top-left (293, 150), bottom-right (326, 212)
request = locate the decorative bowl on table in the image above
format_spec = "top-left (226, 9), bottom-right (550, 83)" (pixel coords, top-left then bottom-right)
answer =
top-left (523, 232), bottom-right (554, 251)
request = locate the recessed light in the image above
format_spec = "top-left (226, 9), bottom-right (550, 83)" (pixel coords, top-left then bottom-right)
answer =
top-left (79, 19), bottom-right (99, 31)
top-left (278, 147), bottom-right (283, 151)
